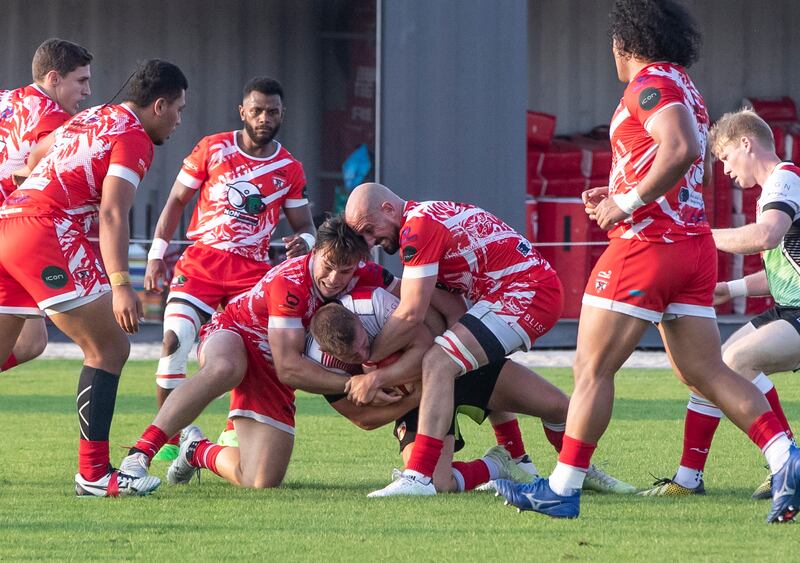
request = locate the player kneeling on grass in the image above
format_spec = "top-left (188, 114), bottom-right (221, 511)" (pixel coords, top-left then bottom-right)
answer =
top-left (639, 108), bottom-right (799, 499)
top-left (118, 216), bottom-right (398, 489)
top-left (308, 288), bottom-right (635, 495)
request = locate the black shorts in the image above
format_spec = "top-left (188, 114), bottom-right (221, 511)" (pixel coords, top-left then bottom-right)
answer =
top-left (750, 305), bottom-right (800, 335)
top-left (392, 359), bottom-right (506, 453)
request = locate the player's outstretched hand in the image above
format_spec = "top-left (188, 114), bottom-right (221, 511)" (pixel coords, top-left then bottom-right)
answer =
top-left (112, 284), bottom-right (143, 334)
top-left (144, 259), bottom-right (168, 293)
top-left (282, 234), bottom-right (311, 259)
top-left (346, 372), bottom-right (381, 406)
top-left (713, 281), bottom-right (732, 305)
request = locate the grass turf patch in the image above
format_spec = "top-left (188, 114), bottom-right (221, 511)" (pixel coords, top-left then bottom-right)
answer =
top-left (0, 360), bottom-right (797, 560)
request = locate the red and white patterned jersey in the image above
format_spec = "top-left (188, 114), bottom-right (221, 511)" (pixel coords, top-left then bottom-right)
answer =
top-left (0, 85), bottom-right (70, 203)
top-left (223, 252), bottom-right (397, 346)
top-left (2, 104), bottom-right (152, 232)
top-left (178, 132), bottom-right (308, 262)
top-left (608, 62), bottom-right (710, 243)
top-left (399, 200), bottom-right (556, 302)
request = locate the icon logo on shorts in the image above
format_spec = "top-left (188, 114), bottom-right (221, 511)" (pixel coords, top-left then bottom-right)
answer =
top-left (41, 266), bottom-right (68, 289)
top-left (402, 246), bottom-right (418, 263)
top-left (639, 87), bottom-right (661, 111)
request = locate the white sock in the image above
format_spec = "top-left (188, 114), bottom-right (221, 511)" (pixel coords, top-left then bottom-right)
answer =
top-left (549, 462), bottom-right (586, 496)
top-left (451, 468), bottom-right (465, 492)
top-left (674, 465), bottom-right (703, 489)
top-left (764, 433), bottom-right (793, 474)
top-left (481, 456), bottom-right (501, 480)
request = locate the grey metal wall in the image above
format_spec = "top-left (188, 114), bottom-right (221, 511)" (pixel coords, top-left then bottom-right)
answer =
top-left (529, 0), bottom-right (800, 135)
top-left (0, 0), bottom-right (323, 238)
top-left (379, 0), bottom-right (528, 235)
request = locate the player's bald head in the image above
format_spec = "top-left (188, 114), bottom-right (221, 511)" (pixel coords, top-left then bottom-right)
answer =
top-left (345, 183), bottom-right (403, 224)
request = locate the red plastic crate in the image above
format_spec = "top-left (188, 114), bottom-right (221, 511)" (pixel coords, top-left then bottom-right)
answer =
top-left (527, 111), bottom-right (556, 149)
top-left (570, 134), bottom-right (613, 179)
top-left (528, 139), bottom-right (584, 178)
top-left (744, 96), bottom-right (797, 122)
top-left (536, 198), bottom-right (607, 318)
top-left (527, 175), bottom-right (587, 197)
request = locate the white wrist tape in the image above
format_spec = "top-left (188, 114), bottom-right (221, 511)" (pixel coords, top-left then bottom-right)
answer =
top-left (148, 238), bottom-right (169, 261)
top-left (299, 232), bottom-right (316, 249)
top-left (612, 188), bottom-right (646, 215)
top-left (727, 278), bottom-right (748, 298)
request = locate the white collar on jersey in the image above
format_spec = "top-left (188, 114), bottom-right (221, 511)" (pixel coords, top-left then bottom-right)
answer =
top-left (233, 131), bottom-right (282, 161)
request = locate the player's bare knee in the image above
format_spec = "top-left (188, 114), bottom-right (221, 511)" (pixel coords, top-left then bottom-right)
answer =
top-left (162, 330), bottom-right (180, 357)
top-left (201, 357), bottom-right (244, 390)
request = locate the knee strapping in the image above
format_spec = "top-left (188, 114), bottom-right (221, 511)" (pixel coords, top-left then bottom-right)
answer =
top-left (434, 331), bottom-right (479, 375)
top-left (156, 302), bottom-right (202, 389)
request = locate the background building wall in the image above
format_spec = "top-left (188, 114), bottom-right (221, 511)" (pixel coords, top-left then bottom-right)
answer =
top-left (379, 0), bottom-right (528, 233)
top-left (0, 0), bottom-right (324, 238)
top-left (528, 0), bottom-right (800, 135)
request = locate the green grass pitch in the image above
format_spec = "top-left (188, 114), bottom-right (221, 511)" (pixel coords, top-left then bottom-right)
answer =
top-left (0, 360), bottom-right (797, 561)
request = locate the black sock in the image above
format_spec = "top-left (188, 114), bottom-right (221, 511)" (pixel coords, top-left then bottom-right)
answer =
top-left (76, 366), bottom-right (120, 441)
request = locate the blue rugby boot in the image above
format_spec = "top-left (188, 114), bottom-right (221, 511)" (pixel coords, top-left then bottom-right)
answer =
top-left (494, 477), bottom-right (581, 519)
top-left (766, 445), bottom-right (800, 524)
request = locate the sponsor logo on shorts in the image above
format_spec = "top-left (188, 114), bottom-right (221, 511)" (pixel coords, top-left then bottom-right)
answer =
top-left (402, 246), bottom-right (418, 263)
top-left (594, 269), bottom-right (612, 293)
top-left (41, 266), bottom-right (68, 289)
top-left (638, 87), bottom-right (661, 111)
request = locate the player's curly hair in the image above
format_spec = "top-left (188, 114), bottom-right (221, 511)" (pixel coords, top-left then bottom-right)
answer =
top-left (609, 0), bottom-right (701, 68)
top-left (315, 214), bottom-right (370, 265)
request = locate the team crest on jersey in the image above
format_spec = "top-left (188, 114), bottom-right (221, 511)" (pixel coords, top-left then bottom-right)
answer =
top-left (226, 180), bottom-right (267, 224)
top-left (273, 177), bottom-right (285, 190)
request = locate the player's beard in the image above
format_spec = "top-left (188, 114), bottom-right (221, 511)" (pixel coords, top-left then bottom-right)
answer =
top-left (378, 224), bottom-right (401, 254)
top-left (245, 120), bottom-right (280, 147)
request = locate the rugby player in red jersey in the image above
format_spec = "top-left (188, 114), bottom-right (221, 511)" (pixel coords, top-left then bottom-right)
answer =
top-left (0, 38), bottom-right (92, 374)
top-left (144, 77), bottom-right (315, 460)
top-left (0, 59), bottom-right (187, 496)
top-left (494, 0), bottom-right (799, 523)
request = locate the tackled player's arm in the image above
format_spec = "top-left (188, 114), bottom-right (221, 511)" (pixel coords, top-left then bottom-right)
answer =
top-left (715, 269), bottom-right (771, 304)
top-left (427, 286), bottom-right (467, 331)
top-left (346, 322), bottom-right (434, 407)
top-left (368, 274), bottom-right (438, 362)
top-left (328, 388), bottom-right (421, 431)
top-left (712, 210), bottom-right (792, 255)
top-left (99, 175), bottom-right (142, 334)
top-left (269, 326), bottom-right (350, 394)
top-left (282, 204), bottom-right (316, 258)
